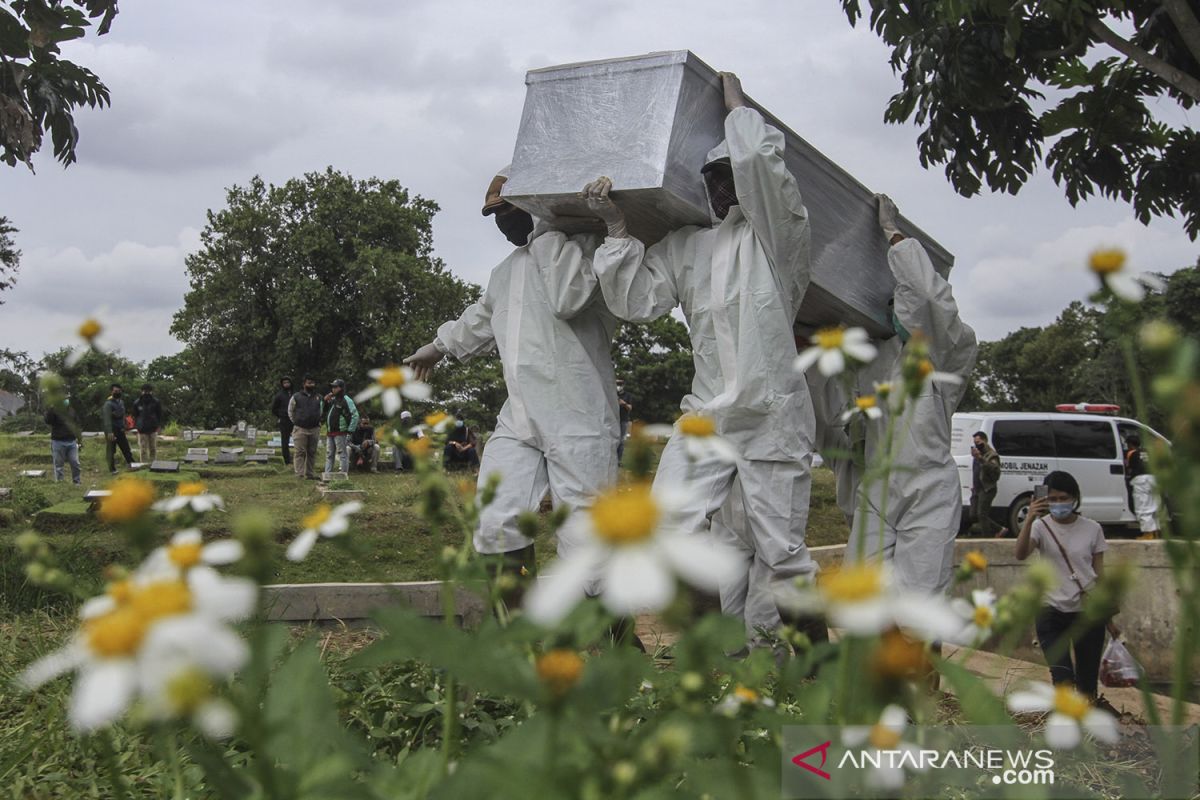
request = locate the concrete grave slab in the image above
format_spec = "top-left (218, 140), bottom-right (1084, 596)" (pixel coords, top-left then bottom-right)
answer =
top-left (150, 460), bottom-right (180, 473)
top-left (213, 452), bottom-right (238, 465)
top-left (243, 454), bottom-right (269, 463)
top-left (219, 447), bottom-right (244, 455)
top-left (262, 582), bottom-right (485, 628)
top-left (19, 470), bottom-right (46, 477)
top-left (0, 487), bottom-right (11, 499)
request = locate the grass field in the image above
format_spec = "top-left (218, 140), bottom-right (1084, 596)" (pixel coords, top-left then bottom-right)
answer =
top-left (0, 431), bottom-right (850, 609)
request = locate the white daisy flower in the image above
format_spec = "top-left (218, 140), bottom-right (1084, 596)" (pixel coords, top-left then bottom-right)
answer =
top-left (136, 529), bottom-right (244, 580)
top-left (354, 365), bottom-right (431, 416)
top-left (949, 588), bottom-right (997, 644)
top-left (152, 481), bottom-right (225, 515)
top-left (65, 314), bottom-right (114, 367)
top-left (286, 501), bottom-right (363, 562)
top-left (524, 483), bottom-right (741, 625)
top-left (1089, 249), bottom-right (1166, 303)
top-left (774, 563), bottom-right (963, 642)
top-left (840, 394), bottom-right (884, 424)
top-left (674, 413), bottom-right (738, 463)
top-left (715, 684), bottom-right (776, 717)
top-left (420, 411), bottom-right (455, 434)
top-left (19, 568), bottom-right (255, 732)
top-left (1007, 682), bottom-right (1120, 749)
top-left (841, 705), bottom-right (926, 790)
top-left (794, 327), bottom-right (877, 377)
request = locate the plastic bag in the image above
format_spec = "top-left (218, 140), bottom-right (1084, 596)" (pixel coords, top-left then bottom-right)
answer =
top-left (1100, 638), bottom-right (1141, 688)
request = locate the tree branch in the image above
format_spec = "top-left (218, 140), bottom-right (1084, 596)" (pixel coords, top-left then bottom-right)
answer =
top-left (1087, 15), bottom-right (1200, 101)
top-left (1161, 0), bottom-right (1200, 66)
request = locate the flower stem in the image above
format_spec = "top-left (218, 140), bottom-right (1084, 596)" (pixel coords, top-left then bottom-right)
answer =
top-left (95, 729), bottom-right (131, 800)
top-left (439, 576), bottom-right (459, 774)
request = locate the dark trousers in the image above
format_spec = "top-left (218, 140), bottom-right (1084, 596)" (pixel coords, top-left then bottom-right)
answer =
top-left (106, 430), bottom-right (134, 472)
top-left (971, 486), bottom-right (1002, 535)
top-left (1035, 606), bottom-right (1107, 698)
top-left (278, 419), bottom-right (294, 465)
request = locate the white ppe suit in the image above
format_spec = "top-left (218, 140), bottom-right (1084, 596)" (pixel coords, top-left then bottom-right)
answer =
top-left (435, 224), bottom-right (620, 555)
top-left (844, 238), bottom-right (978, 595)
top-left (715, 364), bottom-right (860, 640)
top-left (593, 106), bottom-right (818, 592)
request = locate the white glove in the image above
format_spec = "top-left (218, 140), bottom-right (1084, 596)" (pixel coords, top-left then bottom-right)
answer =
top-left (581, 176), bottom-right (628, 239)
top-left (875, 193), bottom-right (903, 242)
top-left (403, 341), bottom-right (444, 383)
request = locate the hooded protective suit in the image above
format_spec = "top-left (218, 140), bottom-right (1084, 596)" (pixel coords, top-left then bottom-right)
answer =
top-left (593, 106), bottom-right (818, 588)
top-left (844, 237), bottom-right (977, 595)
top-left (435, 222), bottom-right (620, 555)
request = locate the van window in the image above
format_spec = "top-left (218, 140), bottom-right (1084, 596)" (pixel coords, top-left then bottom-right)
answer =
top-left (1053, 420), bottom-right (1117, 459)
top-left (992, 420), bottom-right (1055, 457)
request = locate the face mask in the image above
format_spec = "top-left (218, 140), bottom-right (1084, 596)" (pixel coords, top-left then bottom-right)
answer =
top-left (1049, 502), bottom-right (1075, 520)
top-left (455, 420), bottom-right (464, 429)
top-left (495, 208), bottom-right (534, 246)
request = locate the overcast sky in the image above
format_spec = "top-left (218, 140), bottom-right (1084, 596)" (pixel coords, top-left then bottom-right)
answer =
top-left (2, 0), bottom-right (1196, 363)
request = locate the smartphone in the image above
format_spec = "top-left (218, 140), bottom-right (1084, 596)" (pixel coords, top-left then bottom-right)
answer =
top-left (1033, 485), bottom-right (1049, 500)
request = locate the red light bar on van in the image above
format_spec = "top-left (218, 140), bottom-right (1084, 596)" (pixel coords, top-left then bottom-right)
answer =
top-left (1055, 403), bottom-right (1121, 414)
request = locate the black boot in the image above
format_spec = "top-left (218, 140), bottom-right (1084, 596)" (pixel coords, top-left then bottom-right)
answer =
top-left (776, 606), bottom-right (832, 677)
top-left (493, 544), bottom-right (536, 614)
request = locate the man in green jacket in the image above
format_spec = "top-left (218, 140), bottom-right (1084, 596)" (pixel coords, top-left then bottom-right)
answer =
top-left (971, 431), bottom-right (1007, 537)
top-left (323, 379), bottom-right (359, 475)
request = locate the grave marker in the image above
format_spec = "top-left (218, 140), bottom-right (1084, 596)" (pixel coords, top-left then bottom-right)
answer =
top-left (150, 460), bottom-right (180, 473)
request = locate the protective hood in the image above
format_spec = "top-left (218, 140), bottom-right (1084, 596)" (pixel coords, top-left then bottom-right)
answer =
top-left (703, 140), bottom-right (730, 168)
top-left (700, 140), bottom-right (733, 226)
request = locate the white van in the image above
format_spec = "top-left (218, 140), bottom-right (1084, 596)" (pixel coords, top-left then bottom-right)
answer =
top-left (951, 411), bottom-right (1169, 533)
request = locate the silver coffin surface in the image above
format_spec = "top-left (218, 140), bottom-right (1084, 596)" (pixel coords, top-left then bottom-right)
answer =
top-left (502, 51), bottom-right (954, 337)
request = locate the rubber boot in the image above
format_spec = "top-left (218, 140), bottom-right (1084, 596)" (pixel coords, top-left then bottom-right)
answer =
top-left (493, 544), bottom-right (536, 615)
top-left (777, 605), bottom-right (832, 678)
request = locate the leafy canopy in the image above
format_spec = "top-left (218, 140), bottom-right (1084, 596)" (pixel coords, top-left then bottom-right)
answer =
top-left (841, 0), bottom-right (1200, 238)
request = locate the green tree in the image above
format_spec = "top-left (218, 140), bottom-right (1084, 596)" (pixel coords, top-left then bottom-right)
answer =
top-left (841, 1), bottom-right (1200, 238)
top-left (0, 215), bottom-right (18, 300)
top-left (0, 0), bottom-right (118, 168)
top-left (39, 345), bottom-right (140, 430)
top-left (171, 169), bottom-right (479, 422)
top-left (612, 316), bottom-right (695, 425)
top-left (143, 349), bottom-right (217, 428)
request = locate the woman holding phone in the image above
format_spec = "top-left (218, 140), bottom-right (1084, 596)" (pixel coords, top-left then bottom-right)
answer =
top-left (1015, 471), bottom-right (1119, 702)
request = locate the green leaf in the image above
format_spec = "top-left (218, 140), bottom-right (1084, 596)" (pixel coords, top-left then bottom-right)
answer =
top-left (0, 7), bottom-right (30, 57)
top-left (184, 739), bottom-right (252, 800)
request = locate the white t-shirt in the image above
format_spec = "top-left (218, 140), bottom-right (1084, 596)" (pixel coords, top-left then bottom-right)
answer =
top-left (1030, 515), bottom-right (1108, 613)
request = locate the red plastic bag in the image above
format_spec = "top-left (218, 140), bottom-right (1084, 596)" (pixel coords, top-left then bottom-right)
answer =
top-left (1100, 638), bottom-right (1141, 688)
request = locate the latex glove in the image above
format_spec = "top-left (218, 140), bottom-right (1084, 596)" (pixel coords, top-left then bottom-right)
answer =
top-left (875, 193), bottom-right (903, 242)
top-left (404, 341), bottom-right (444, 382)
top-left (581, 177), bottom-right (628, 239)
top-left (719, 72), bottom-right (746, 111)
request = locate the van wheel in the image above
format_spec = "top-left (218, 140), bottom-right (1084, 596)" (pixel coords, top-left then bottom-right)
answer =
top-left (1009, 494), bottom-right (1032, 534)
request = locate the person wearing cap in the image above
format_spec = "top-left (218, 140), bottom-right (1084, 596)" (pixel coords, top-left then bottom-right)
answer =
top-left (323, 378), bottom-right (359, 475)
top-left (582, 73), bottom-right (822, 637)
top-left (404, 167), bottom-right (620, 608)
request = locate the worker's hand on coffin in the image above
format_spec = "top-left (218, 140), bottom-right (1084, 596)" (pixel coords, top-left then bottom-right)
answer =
top-left (581, 177), bottom-right (629, 238)
top-left (403, 341), bottom-right (444, 383)
top-left (719, 72), bottom-right (746, 111)
top-left (875, 193), bottom-right (903, 242)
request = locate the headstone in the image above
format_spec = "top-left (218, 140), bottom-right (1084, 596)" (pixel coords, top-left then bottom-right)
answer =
top-left (243, 453), bottom-right (269, 464)
top-left (237, 420), bottom-right (247, 433)
top-left (150, 460), bottom-right (180, 473)
top-left (84, 489), bottom-right (112, 505)
top-left (267, 437), bottom-right (282, 448)
top-left (503, 50), bottom-right (955, 336)
top-left (321, 471), bottom-right (349, 483)
top-left (19, 469), bottom-right (46, 477)
top-left (128, 462), bottom-right (148, 471)
top-left (214, 452), bottom-right (238, 465)
top-left (0, 487), bottom-right (11, 500)
top-left (219, 447), bottom-right (245, 455)
top-left (183, 448), bottom-right (210, 463)
top-left (81, 431), bottom-right (102, 438)
top-left (255, 448), bottom-right (276, 456)
top-left (183, 430), bottom-right (195, 441)
top-left (245, 427), bottom-right (257, 442)
top-left (14, 430), bottom-right (33, 437)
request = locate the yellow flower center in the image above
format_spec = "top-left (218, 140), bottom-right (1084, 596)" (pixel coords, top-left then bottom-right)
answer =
top-left (820, 564), bottom-right (884, 604)
top-left (1054, 685), bottom-right (1091, 720)
top-left (855, 396), bottom-right (877, 412)
top-left (966, 551), bottom-right (988, 571)
top-left (377, 365), bottom-right (406, 389)
top-left (871, 629), bottom-right (929, 680)
top-left (165, 668), bottom-right (214, 714)
top-left (869, 723), bottom-right (902, 750)
top-left (814, 327), bottom-right (845, 350)
top-left (973, 604), bottom-right (994, 629)
top-left (303, 504), bottom-right (332, 530)
top-left (98, 478), bottom-right (157, 523)
top-left (107, 579), bottom-right (134, 605)
top-left (1089, 249), bottom-right (1126, 275)
top-left (405, 437), bottom-right (432, 458)
top-left (678, 414), bottom-right (716, 437)
top-left (177, 481), bottom-right (206, 497)
top-left (78, 318), bottom-right (102, 341)
top-left (85, 607), bottom-right (148, 657)
top-left (425, 411), bottom-right (450, 428)
top-left (589, 484), bottom-right (659, 545)
top-left (917, 359), bottom-right (934, 379)
top-left (537, 649), bottom-right (584, 696)
top-left (733, 685), bottom-right (759, 704)
top-left (130, 580), bottom-right (193, 621)
top-left (168, 541), bottom-right (204, 568)
top-left (875, 382), bottom-right (893, 398)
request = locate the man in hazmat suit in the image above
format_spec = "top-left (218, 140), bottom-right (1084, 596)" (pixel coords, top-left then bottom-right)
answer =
top-left (844, 195), bottom-right (978, 596)
top-left (581, 72), bottom-right (821, 627)
top-left (404, 170), bottom-right (620, 600)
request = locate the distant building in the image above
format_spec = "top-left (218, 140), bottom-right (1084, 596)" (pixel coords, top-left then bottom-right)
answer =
top-left (0, 390), bottom-right (25, 417)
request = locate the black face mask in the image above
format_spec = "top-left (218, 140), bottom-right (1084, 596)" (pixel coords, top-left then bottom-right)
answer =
top-left (703, 165), bottom-right (738, 220)
top-left (304, 384), bottom-right (315, 393)
top-left (112, 391), bottom-right (122, 399)
top-left (495, 208), bottom-right (535, 246)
